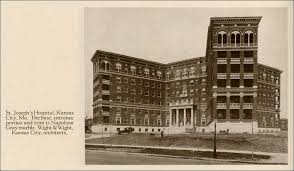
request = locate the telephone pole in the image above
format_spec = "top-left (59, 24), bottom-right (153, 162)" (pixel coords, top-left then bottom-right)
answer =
top-left (213, 120), bottom-right (217, 158)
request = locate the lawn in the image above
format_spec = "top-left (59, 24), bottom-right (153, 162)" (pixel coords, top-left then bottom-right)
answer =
top-left (85, 132), bottom-right (288, 153)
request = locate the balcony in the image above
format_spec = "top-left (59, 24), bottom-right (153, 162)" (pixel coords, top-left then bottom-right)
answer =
top-left (217, 73), bottom-right (227, 79)
top-left (102, 79), bottom-right (110, 85)
top-left (230, 73), bottom-right (240, 79)
top-left (230, 103), bottom-right (240, 109)
top-left (244, 58), bottom-right (254, 64)
top-left (102, 90), bottom-right (110, 95)
top-left (217, 103), bottom-right (226, 109)
top-left (244, 73), bottom-right (254, 79)
top-left (230, 59), bottom-right (240, 64)
top-left (217, 58), bottom-right (227, 64)
top-left (243, 103), bottom-right (253, 109)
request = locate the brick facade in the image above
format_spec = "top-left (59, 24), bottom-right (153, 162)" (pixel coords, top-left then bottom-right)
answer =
top-left (91, 16), bottom-right (282, 133)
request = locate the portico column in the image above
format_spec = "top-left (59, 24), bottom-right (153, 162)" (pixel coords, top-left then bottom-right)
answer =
top-left (191, 108), bottom-right (194, 128)
top-left (176, 109), bottom-right (179, 127)
top-left (169, 109), bottom-right (172, 127)
top-left (184, 108), bottom-right (186, 127)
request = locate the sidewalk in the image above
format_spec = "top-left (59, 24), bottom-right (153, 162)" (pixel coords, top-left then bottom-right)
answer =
top-left (85, 143), bottom-right (288, 164)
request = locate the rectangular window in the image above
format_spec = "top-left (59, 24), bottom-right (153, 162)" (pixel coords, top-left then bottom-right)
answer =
top-left (231, 64), bottom-right (240, 73)
top-left (190, 80), bottom-right (194, 86)
top-left (144, 118), bottom-right (149, 125)
top-left (124, 78), bottom-right (128, 83)
top-left (151, 82), bottom-right (155, 88)
top-left (131, 79), bottom-right (136, 85)
top-left (157, 119), bottom-right (161, 126)
top-left (231, 79), bottom-right (240, 87)
top-left (244, 51), bottom-right (254, 58)
top-left (217, 64), bottom-right (227, 73)
top-left (145, 90), bottom-right (149, 96)
top-left (158, 92), bottom-right (161, 97)
top-left (116, 117), bottom-right (121, 124)
top-left (131, 88), bottom-right (136, 95)
top-left (145, 81), bottom-right (149, 87)
top-left (116, 86), bottom-right (121, 93)
top-left (138, 89), bottom-right (142, 94)
top-left (217, 79), bottom-right (226, 87)
top-left (116, 96), bottom-right (121, 102)
top-left (231, 51), bottom-right (240, 58)
top-left (116, 77), bottom-right (121, 83)
top-left (138, 79), bottom-right (142, 85)
top-left (217, 51), bottom-right (227, 58)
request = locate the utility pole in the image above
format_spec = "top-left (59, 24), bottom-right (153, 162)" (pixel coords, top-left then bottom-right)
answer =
top-left (102, 116), bottom-right (104, 144)
top-left (213, 120), bottom-right (217, 158)
top-left (251, 118), bottom-right (254, 159)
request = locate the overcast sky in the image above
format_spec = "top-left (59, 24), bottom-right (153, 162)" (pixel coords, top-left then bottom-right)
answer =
top-left (84, 7), bottom-right (288, 119)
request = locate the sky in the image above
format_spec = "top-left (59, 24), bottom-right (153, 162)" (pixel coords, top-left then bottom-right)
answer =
top-left (84, 7), bottom-right (288, 119)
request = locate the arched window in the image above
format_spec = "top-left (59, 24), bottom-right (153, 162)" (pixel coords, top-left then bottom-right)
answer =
top-left (236, 33), bottom-right (240, 44)
top-left (249, 33), bottom-right (254, 44)
top-left (217, 31), bottom-right (227, 47)
top-left (231, 34), bottom-right (235, 44)
top-left (116, 63), bottom-right (122, 72)
top-left (244, 33), bottom-right (248, 45)
top-left (144, 68), bottom-right (149, 77)
top-left (230, 31), bottom-right (241, 47)
top-left (166, 71), bottom-right (171, 80)
top-left (130, 66), bottom-right (136, 75)
top-left (223, 34), bottom-right (227, 45)
top-left (175, 70), bottom-right (181, 79)
top-left (102, 61), bottom-right (110, 71)
top-left (189, 67), bottom-right (195, 77)
top-left (156, 71), bottom-right (162, 79)
top-left (244, 30), bottom-right (254, 46)
top-left (218, 34), bottom-right (222, 44)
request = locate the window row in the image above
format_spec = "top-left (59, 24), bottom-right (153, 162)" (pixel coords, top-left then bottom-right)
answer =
top-left (217, 51), bottom-right (254, 58)
top-left (217, 30), bottom-right (255, 47)
top-left (217, 64), bottom-right (253, 73)
top-left (258, 72), bottom-right (280, 85)
top-left (115, 117), bottom-right (165, 126)
top-left (115, 77), bottom-right (162, 88)
top-left (166, 66), bottom-right (207, 80)
top-left (217, 79), bottom-right (253, 87)
top-left (115, 96), bottom-right (162, 105)
top-left (166, 79), bottom-right (207, 89)
top-left (116, 87), bottom-right (162, 97)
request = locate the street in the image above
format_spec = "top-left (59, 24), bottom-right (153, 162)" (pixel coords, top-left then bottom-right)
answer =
top-left (85, 150), bottom-right (242, 165)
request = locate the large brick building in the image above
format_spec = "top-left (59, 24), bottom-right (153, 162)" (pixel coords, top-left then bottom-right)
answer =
top-left (91, 16), bottom-right (282, 134)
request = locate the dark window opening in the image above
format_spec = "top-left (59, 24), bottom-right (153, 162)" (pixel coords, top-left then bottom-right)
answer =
top-left (244, 109), bottom-right (253, 119)
top-left (102, 75), bottom-right (110, 80)
top-left (231, 79), bottom-right (240, 87)
top-left (223, 34), bottom-right (227, 44)
top-left (231, 64), bottom-right (240, 73)
top-left (217, 79), bottom-right (227, 87)
top-left (231, 34), bottom-right (235, 44)
top-left (102, 116), bottom-right (110, 124)
top-left (244, 33), bottom-right (249, 44)
top-left (230, 96), bottom-right (240, 103)
top-left (102, 95), bottom-right (109, 101)
top-left (102, 84), bottom-right (110, 90)
top-left (217, 109), bottom-right (226, 119)
top-left (117, 128), bottom-right (120, 131)
top-left (244, 64), bottom-right (253, 73)
top-left (217, 64), bottom-right (227, 73)
top-left (218, 34), bottom-right (222, 44)
top-left (243, 96), bottom-right (253, 103)
top-left (231, 51), bottom-right (240, 58)
top-left (249, 33), bottom-right (254, 43)
top-left (244, 79), bottom-right (253, 87)
top-left (217, 51), bottom-right (227, 58)
top-left (102, 106), bottom-right (110, 111)
top-left (230, 109), bottom-right (239, 119)
top-left (236, 34), bottom-right (240, 44)
top-left (217, 96), bottom-right (226, 103)
top-left (244, 51), bottom-right (254, 58)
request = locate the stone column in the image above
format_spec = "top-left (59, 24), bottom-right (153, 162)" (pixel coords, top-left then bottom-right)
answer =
top-left (176, 109), bottom-right (179, 127)
top-left (183, 108), bottom-right (186, 127)
top-left (191, 107), bottom-right (194, 128)
top-left (169, 109), bottom-right (172, 127)
top-left (227, 51), bottom-right (231, 88)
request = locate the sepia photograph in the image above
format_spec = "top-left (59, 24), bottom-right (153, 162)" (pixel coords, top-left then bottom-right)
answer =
top-left (84, 7), bottom-right (288, 165)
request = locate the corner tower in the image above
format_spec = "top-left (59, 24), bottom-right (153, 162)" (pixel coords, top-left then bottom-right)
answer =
top-left (206, 17), bottom-right (262, 133)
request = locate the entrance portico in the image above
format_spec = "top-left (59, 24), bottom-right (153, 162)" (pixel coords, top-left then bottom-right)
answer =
top-left (169, 107), bottom-right (194, 128)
